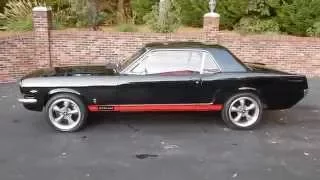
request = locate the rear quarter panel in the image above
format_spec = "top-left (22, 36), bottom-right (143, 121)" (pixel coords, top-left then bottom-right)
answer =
top-left (201, 73), bottom-right (308, 110)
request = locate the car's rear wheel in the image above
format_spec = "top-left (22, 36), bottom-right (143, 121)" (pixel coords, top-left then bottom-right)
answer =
top-left (45, 93), bottom-right (87, 132)
top-left (221, 93), bottom-right (263, 130)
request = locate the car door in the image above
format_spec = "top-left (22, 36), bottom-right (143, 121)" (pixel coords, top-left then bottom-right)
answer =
top-left (199, 51), bottom-right (223, 103)
top-left (116, 49), bottom-right (205, 105)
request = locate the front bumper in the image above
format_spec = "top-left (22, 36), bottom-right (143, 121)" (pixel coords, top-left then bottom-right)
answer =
top-left (18, 97), bottom-right (42, 111)
top-left (304, 89), bottom-right (309, 96)
top-left (18, 98), bottom-right (38, 104)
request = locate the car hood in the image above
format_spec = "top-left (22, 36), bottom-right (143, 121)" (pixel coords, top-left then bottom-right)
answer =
top-left (22, 66), bottom-right (116, 79)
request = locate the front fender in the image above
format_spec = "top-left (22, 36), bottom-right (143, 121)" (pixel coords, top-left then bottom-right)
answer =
top-left (45, 88), bottom-right (89, 106)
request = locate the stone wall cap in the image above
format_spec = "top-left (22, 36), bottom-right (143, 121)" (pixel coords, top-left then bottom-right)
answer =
top-left (32, 6), bottom-right (52, 12)
top-left (204, 12), bottom-right (220, 18)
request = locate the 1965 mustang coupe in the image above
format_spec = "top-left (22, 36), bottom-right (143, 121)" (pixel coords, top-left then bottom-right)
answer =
top-left (18, 42), bottom-right (308, 132)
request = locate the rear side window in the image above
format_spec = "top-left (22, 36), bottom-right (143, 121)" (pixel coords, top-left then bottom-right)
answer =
top-left (210, 48), bottom-right (247, 72)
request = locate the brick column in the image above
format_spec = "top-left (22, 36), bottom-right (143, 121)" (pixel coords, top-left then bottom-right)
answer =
top-left (203, 12), bottom-right (220, 42)
top-left (32, 7), bottom-right (52, 68)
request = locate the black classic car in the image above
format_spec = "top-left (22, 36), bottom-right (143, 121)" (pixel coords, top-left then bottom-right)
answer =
top-left (18, 42), bottom-right (308, 132)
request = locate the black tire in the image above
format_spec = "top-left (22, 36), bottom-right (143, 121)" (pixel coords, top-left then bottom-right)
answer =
top-left (45, 93), bottom-right (88, 132)
top-left (221, 92), bottom-right (263, 130)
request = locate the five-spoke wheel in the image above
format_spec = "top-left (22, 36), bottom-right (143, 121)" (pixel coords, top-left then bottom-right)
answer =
top-left (222, 93), bottom-right (263, 130)
top-left (46, 94), bottom-right (87, 132)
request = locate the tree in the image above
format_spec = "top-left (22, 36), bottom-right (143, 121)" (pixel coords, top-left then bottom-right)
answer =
top-left (277, 0), bottom-right (320, 36)
top-left (216, 0), bottom-right (249, 30)
top-left (68, 0), bottom-right (107, 29)
top-left (0, 0), bottom-right (45, 31)
top-left (144, 0), bottom-right (181, 33)
top-left (131, 0), bottom-right (158, 24)
top-left (175, 0), bottom-right (208, 27)
top-left (0, 0), bottom-right (9, 13)
top-left (115, 0), bottom-right (132, 23)
top-left (234, 0), bottom-right (282, 33)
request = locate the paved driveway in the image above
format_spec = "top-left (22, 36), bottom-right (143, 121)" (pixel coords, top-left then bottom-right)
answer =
top-left (0, 79), bottom-right (319, 180)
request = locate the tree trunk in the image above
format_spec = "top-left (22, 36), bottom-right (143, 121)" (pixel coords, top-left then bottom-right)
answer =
top-left (117, 0), bottom-right (125, 23)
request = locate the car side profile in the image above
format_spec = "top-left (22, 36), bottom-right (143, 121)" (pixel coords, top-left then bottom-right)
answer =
top-left (18, 42), bottom-right (308, 132)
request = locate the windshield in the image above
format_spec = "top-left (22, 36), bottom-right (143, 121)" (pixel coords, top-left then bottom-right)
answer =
top-left (119, 48), bottom-right (147, 72)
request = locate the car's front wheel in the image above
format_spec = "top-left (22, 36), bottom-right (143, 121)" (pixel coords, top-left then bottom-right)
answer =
top-left (45, 93), bottom-right (88, 132)
top-left (221, 93), bottom-right (263, 130)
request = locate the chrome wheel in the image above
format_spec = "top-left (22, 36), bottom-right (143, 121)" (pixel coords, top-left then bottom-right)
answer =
top-left (228, 96), bottom-right (260, 128)
top-left (48, 98), bottom-right (81, 131)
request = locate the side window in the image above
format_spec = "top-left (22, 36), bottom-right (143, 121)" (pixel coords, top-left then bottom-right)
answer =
top-left (211, 48), bottom-right (247, 72)
top-left (203, 52), bottom-right (220, 74)
top-left (131, 50), bottom-right (202, 75)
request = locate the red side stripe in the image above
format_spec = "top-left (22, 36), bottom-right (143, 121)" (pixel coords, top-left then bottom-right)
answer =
top-left (88, 104), bottom-right (223, 112)
top-left (88, 105), bottom-right (99, 112)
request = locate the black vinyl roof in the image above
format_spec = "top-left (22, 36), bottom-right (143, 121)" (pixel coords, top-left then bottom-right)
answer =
top-left (144, 41), bottom-right (227, 50)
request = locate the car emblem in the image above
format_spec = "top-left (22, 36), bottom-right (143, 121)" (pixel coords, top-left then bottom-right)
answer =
top-left (30, 90), bottom-right (38, 94)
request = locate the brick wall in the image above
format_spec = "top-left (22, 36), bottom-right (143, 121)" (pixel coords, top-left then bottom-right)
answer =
top-left (0, 33), bottom-right (36, 83)
top-left (217, 32), bottom-right (320, 76)
top-left (0, 8), bottom-right (319, 83)
top-left (50, 31), bottom-right (203, 67)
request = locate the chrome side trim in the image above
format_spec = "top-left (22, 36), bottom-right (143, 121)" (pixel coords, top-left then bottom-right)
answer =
top-left (239, 87), bottom-right (257, 91)
top-left (20, 76), bottom-right (121, 88)
top-left (49, 88), bottom-right (81, 95)
top-left (18, 98), bottom-right (38, 104)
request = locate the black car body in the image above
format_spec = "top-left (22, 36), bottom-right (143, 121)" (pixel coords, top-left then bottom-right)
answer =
top-left (18, 42), bottom-right (308, 132)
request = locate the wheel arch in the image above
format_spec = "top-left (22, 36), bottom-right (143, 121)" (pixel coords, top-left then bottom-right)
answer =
top-left (49, 88), bottom-right (81, 96)
top-left (214, 86), bottom-right (267, 108)
top-left (44, 88), bottom-right (85, 107)
top-left (44, 89), bottom-right (88, 132)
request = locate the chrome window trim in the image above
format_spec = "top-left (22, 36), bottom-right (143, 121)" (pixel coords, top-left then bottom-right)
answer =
top-left (200, 52), bottom-right (206, 75)
top-left (121, 48), bottom-right (222, 75)
top-left (120, 49), bottom-right (150, 74)
top-left (200, 51), bottom-right (222, 75)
